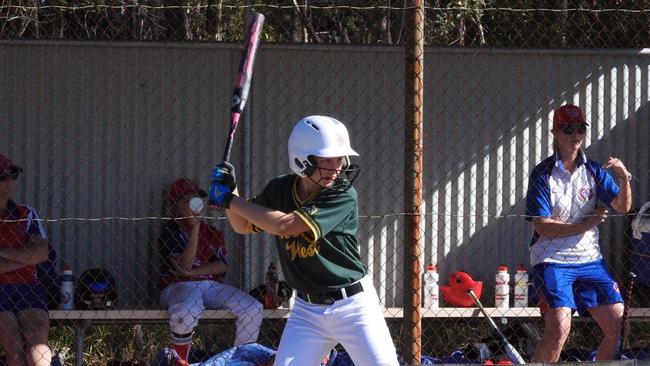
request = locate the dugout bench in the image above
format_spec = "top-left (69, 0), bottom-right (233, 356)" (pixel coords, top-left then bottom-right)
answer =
top-left (50, 307), bottom-right (650, 366)
top-left (50, 309), bottom-right (292, 366)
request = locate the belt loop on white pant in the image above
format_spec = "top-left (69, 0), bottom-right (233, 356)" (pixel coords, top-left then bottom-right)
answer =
top-left (340, 287), bottom-right (348, 299)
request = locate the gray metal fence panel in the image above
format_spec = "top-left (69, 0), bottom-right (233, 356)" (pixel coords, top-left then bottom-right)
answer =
top-left (1, 41), bottom-right (647, 308)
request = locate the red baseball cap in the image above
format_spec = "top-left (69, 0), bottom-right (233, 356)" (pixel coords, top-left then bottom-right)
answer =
top-left (0, 154), bottom-right (23, 172)
top-left (167, 178), bottom-right (206, 204)
top-left (553, 104), bottom-right (588, 128)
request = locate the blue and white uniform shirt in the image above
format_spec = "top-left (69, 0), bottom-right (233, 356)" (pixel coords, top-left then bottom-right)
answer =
top-left (525, 150), bottom-right (620, 266)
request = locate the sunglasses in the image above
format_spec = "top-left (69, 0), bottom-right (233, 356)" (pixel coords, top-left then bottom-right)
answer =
top-left (561, 124), bottom-right (587, 135)
top-left (0, 170), bottom-right (19, 182)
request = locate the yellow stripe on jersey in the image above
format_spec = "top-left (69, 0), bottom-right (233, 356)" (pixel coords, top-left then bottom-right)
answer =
top-left (291, 178), bottom-right (320, 207)
top-left (294, 208), bottom-right (320, 242)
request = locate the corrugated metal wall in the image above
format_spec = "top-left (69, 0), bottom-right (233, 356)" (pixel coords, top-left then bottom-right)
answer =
top-left (422, 49), bottom-right (650, 306)
top-left (1, 41), bottom-right (648, 308)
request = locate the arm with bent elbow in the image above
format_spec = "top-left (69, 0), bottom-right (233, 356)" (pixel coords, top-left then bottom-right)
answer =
top-left (0, 234), bottom-right (48, 265)
top-left (175, 222), bottom-right (199, 271)
top-left (533, 207), bottom-right (608, 239)
top-left (227, 195), bottom-right (309, 237)
top-left (603, 157), bottom-right (632, 214)
top-left (224, 188), bottom-right (254, 234)
top-left (610, 179), bottom-right (632, 214)
top-left (0, 257), bottom-right (27, 274)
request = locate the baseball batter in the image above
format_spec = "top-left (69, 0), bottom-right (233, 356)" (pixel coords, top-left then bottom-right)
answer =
top-left (159, 178), bottom-right (263, 366)
top-left (209, 116), bottom-right (399, 366)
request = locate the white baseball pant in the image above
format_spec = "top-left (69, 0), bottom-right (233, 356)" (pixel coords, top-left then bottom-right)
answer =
top-left (160, 280), bottom-right (263, 346)
top-left (273, 276), bottom-right (398, 366)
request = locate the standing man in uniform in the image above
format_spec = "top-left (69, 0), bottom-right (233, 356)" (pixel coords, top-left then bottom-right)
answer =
top-left (159, 178), bottom-right (263, 366)
top-left (209, 115), bottom-right (399, 366)
top-left (525, 104), bottom-right (632, 362)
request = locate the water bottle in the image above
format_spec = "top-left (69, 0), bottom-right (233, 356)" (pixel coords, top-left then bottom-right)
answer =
top-left (264, 262), bottom-right (279, 309)
top-left (513, 264), bottom-right (529, 308)
top-left (494, 265), bottom-right (510, 308)
top-left (60, 263), bottom-right (75, 310)
top-left (423, 263), bottom-right (439, 309)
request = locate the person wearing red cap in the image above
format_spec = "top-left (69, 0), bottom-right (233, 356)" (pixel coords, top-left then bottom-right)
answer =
top-left (525, 105), bottom-right (632, 362)
top-left (0, 155), bottom-right (53, 366)
top-left (158, 178), bottom-right (263, 366)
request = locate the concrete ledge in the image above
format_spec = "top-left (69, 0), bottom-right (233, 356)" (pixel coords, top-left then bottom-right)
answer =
top-left (48, 307), bottom-right (650, 321)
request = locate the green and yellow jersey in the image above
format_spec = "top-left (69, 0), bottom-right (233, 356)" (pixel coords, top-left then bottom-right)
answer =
top-left (251, 174), bottom-right (367, 293)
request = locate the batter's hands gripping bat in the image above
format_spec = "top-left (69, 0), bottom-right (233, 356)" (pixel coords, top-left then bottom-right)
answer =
top-left (467, 289), bottom-right (527, 364)
top-left (222, 12), bottom-right (265, 163)
top-left (616, 272), bottom-right (636, 360)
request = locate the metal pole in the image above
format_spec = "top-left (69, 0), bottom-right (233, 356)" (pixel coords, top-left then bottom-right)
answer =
top-left (74, 320), bottom-right (91, 366)
top-left (403, 0), bottom-right (425, 364)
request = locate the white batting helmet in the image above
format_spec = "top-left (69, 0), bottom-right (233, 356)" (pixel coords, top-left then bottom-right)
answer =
top-left (288, 115), bottom-right (359, 178)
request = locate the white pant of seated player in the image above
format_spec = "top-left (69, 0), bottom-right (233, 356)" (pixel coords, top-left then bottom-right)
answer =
top-left (161, 280), bottom-right (263, 346)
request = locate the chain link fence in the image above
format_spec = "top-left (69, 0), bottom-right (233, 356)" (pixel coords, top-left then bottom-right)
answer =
top-left (1, 1), bottom-right (650, 365)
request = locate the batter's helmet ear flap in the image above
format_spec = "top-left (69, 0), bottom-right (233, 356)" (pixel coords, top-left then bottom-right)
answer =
top-left (293, 158), bottom-right (316, 177)
top-left (302, 156), bottom-right (317, 176)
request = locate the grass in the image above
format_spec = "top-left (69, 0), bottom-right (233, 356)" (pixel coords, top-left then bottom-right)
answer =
top-left (27, 318), bottom-right (650, 365)
top-left (47, 319), bottom-right (285, 365)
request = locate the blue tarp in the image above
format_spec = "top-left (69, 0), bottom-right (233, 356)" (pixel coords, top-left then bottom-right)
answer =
top-left (151, 345), bottom-right (650, 366)
top-left (151, 343), bottom-right (275, 366)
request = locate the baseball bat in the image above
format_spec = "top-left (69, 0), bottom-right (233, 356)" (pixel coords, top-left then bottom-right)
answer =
top-left (222, 12), bottom-right (265, 163)
top-left (615, 272), bottom-right (636, 360)
top-left (467, 289), bottom-right (526, 364)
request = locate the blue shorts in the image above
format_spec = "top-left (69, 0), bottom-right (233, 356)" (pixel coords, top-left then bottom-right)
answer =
top-left (530, 260), bottom-right (623, 315)
top-left (0, 283), bottom-right (48, 313)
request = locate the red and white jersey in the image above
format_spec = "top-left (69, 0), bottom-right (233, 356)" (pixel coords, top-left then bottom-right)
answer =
top-left (158, 221), bottom-right (228, 289)
top-left (0, 200), bottom-right (47, 284)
